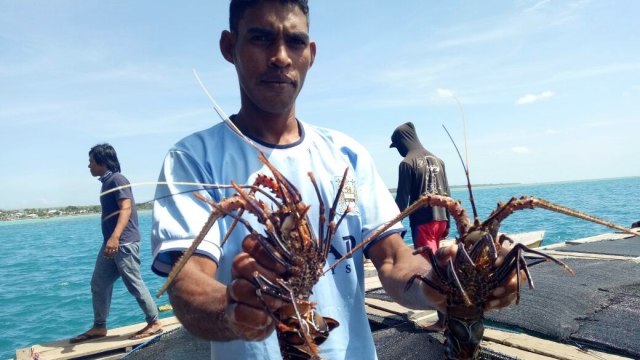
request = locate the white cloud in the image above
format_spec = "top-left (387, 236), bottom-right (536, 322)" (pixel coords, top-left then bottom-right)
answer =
top-left (523, 0), bottom-right (553, 13)
top-left (585, 121), bottom-right (610, 128)
top-left (545, 129), bottom-right (560, 135)
top-left (436, 88), bottom-right (455, 98)
top-left (516, 91), bottom-right (556, 104)
top-left (512, 146), bottom-right (531, 153)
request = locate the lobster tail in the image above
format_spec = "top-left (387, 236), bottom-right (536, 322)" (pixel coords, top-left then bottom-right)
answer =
top-left (276, 302), bottom-right (339, 360)
top-left (444, 306), bottom-right (484, 360)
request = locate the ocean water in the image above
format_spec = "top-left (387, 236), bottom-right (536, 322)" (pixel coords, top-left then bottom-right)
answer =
top-left (0, 177), bottom-right (638, 359)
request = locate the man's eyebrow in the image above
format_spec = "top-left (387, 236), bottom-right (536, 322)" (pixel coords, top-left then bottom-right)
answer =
top-left (246, 27), bottom-right (309, 41)
top-left (247, 27), bottom-right (275, 36)
top-left (287, 30), bottom-right (309, 42)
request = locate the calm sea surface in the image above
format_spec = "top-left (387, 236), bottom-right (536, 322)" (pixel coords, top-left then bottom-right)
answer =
top-left (1, 177), bottom-right (638, 359)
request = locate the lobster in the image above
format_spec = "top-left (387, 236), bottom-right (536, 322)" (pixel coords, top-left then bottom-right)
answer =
top-left (328, 127), bottom-right (639, 359)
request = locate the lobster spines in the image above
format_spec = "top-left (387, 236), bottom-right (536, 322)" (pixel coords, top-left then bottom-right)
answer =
top-left (258, 154), bottom-right (303, 206)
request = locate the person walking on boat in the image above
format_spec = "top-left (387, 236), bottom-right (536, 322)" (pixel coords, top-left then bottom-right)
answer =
top-left (70, 144), bottom-right (162, 343)
top-left (390, 121), bottom-right (451, 332)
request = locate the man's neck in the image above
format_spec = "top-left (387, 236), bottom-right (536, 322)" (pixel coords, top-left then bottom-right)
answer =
top-left (233, 109), bottom-right (300, 145)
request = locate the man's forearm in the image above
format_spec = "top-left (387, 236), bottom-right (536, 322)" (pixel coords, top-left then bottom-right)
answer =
top-left (168, 261), bottom-right (239, 341)
top-left (111, 207), bottom-right (131, 239)
top-left (370, 235), bottom-right (446, 311)
top-left (378, 254), bottom-right (439, 310)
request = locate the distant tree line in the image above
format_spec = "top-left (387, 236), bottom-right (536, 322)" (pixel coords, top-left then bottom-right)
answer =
top-left (0, 202), bottom-right (153, 221)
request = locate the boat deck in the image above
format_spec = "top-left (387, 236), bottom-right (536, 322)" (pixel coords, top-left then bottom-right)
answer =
top-left (16, 317), bottom-right (182, 360)
top-left (16, 230), bottom-right (640, 360)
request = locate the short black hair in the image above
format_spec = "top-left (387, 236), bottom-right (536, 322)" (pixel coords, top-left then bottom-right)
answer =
top-left (89, 143), bottom-right (121, 173)
top-left (229, 0), bottom-right (309, 32)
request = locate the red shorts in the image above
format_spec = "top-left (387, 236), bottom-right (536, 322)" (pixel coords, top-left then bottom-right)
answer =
top-left (413, 220), bottom-right (448, 260)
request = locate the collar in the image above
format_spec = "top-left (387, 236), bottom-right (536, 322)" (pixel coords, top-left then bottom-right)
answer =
top-left (228, 114), bottom-right (305, 149)
top-left (99, 170), bottom-right (113, 183)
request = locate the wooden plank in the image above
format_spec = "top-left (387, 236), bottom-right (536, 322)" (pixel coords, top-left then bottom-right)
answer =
top-left (565, 232), bottom-right (635, 245)
top-left (406, 310), bottom-right (438, 327)
top-left (481, 340), bottom-right (555, 360)
top-left (507, 230), bottom-right (545, 248)
top-left (365, 305), bottom-right (403, 320)
top-left (365, 297), bottom-right (412, 316)
top-left (542, 250), bottom-right (633, 261)
top-left (17, 317), bottom-right (181, 360)
top-left (364, 276), bottom-right (382, 291)
top-left (482, 328), bottom-right (632, 360)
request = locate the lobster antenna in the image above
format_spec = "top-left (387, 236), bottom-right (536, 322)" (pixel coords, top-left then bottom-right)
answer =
top-left (192, 69), bottom-right (264, 156)
top-left (451, 95), bottom-right (470, 174)
top-left (442, 124), bottom-right (478, 222)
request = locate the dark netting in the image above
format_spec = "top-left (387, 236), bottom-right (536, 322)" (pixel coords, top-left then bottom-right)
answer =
top-left (554, 235), bottom-right (640, 256)
top-left (366, 286), bottom-right (395, 301)
top-left (485, 258), bottom-right (640, 358)
top-left (571, 283), bottom-right (640, 355)
top-left (122, 258), bottom-right (639, 359)
top-left (373, 323), bottom-right (516, 360)
top-left (374, 324), bottom-right (446, 360)
top-left (122, 326), bottom-right (209, 360)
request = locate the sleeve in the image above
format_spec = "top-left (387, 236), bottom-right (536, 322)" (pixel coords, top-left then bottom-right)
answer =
top-left (441, 161), bottom-right (452, 227)
top-left (394, 162), bottom-right (412, 212)
top-left (113, 175), bottom-right (133, 201)
top-left (151, 149), bottom-right (223, 277)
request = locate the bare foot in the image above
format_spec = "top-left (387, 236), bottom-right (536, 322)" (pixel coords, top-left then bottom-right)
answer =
top-left (129, 320), bottom-right (163, 340)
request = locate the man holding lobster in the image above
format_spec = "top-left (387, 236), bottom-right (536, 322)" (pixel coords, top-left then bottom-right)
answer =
top-left (151, 1), bottom-right (523, 359)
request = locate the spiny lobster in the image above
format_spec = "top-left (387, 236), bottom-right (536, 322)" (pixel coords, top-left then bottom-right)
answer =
top-left (329, 126), bottom-right (639, 360)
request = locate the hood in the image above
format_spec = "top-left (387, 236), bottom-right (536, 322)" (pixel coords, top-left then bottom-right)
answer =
top-left (390, 122), bottom-right (424, 156)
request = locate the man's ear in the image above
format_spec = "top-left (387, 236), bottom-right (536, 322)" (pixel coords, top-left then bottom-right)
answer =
top-left (220, 30), bottom-right (235, 64)
top-left (309, 40), bottom-right (317, 68)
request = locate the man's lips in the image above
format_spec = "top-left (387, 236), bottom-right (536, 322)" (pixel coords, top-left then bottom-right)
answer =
top-left (261, 74), bottom-right (295, 86)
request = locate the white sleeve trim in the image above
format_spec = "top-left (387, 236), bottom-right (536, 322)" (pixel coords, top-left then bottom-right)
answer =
top-left (152, 238), bottom-right (222, 277)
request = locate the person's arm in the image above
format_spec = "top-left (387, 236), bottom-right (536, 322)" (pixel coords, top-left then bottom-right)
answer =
top-left (167, 255), bottom-right (237, 340)
top-left (167, 236), bottom-right (285, 341)
top-left (368, 233), bottom-right (446, 310)
top-left (395, 163), bottom-right (412, 212)
top-left (104, 198), bottom-right (132, 257)
top-left (368, 233), bottom-right (520, 312)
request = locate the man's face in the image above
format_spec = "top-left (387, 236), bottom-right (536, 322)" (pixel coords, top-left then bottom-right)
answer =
top-left (224, 2), bottom-right (316, 115)
top-left (88, 155), bottom-right (107, 177)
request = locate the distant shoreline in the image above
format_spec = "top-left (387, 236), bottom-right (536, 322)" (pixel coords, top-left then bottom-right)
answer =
top-left (2, 176), bottom-right (637, 221)
top-left (388, 182), bottom-right (520, 194)
top-left (0, 203), bottom-right (152, 222)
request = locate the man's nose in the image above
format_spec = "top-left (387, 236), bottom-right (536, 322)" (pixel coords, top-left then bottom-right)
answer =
top-left (270, 41), bottom-right (292, 68)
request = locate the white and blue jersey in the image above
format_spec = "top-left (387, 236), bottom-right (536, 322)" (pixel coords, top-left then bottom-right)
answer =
top-left (151, 120), bottom-right (403, 360)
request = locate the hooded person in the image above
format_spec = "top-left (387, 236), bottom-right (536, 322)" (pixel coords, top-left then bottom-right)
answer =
top-left (390, 122), bottom-right (451, 251)
top-left (390, 121), bottom-right (451, 332)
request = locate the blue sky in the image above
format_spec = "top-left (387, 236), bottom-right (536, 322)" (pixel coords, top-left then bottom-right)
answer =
top-left (1, 0), bottom-right (638, 210)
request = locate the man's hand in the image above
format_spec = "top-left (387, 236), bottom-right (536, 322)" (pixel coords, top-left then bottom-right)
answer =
top-left (104, 235), bottom-right (119, 258)
top-left (370, 233), bottom-right (525, 314)
top-left (432, 241), bottom-right (524, 311)
top-left (483, 242), bottom-right (524, 310)
top-left (227, 234), bottom-right (287, 341)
